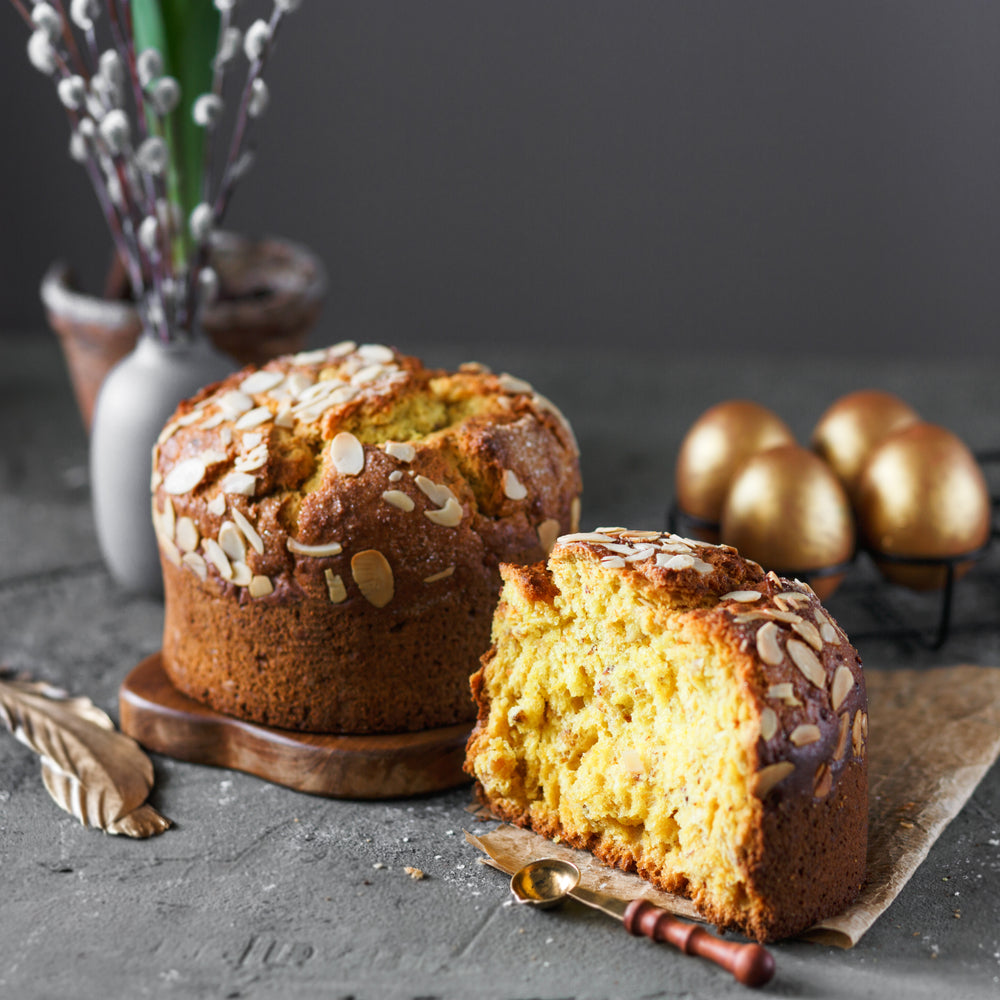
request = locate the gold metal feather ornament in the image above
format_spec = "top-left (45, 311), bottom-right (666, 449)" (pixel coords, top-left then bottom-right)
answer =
top-left (0, 673), bottom-right (170, 838)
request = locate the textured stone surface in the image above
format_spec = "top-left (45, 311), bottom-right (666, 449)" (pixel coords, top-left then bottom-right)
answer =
top-left (1, 334), bottom-right (998, 999)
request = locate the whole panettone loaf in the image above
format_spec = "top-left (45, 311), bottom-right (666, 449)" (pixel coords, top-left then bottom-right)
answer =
top-left (465, 528), bottom-right (868, 942)
top-left (151, 342), bottom-right (581, 734)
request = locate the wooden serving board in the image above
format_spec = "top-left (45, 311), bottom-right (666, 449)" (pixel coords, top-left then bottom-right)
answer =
top-left (119, 654), bottom-right (473, 799)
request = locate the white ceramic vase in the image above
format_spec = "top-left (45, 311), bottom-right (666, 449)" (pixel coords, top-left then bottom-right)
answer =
top-left (90, 331), bottom-right (233, 596)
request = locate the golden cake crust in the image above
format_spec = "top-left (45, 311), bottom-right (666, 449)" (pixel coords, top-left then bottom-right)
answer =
top-left (465, 528), bottom-right (867, 942)
top-left (152, 343), bottom-right (581, 733)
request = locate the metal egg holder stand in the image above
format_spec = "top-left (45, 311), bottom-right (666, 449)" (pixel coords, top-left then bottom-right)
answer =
top-left (667, 451), bottom-right (1000, 652)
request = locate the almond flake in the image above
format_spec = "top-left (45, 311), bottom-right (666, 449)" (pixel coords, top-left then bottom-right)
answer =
top-left (248, 574), bottom-right (274, 598)
top-left (498, 373), bottom-right (533, 394)
top-left (357, 343), bottom-right (395, 364)
top-left (424, 566), bottom-right (455, 583)
top-left (761, 609), bottom-right (804, 624)
top-left (787, 639), bottom-right (826, 688)
top-left (287, 539), bottom-right (343, 557)
top-left (242, 432), bottom-right (263, 450)
top-left (775, 591), bottom-right (811, 607)
top-left (660, 554), bottom-right (695, 571)
top-left (239, 370), bottom-right (285, 395)
top-left (791, 619), bottom-right (824, 651)
top-left (722, 590), bottom-right (762, 603)
top-left (351, 363), bottom-right (387, 385)
top-left (414, 476), bottom-right (455, 507)
top-left (820, 622), bottom-right (839, 644)
top-left (503, 469), bottom-right (527, 501)
top-left (181, 551), bottom-right (208, 580)
top-left (330, 432), bottom-right (365, 476)
top-left (834, 712), bottom-right (850, 761)
top-left (218, 521), bottom-right (246, 562)
top-left (388, 470), bottom-right (403, 483)
top-left (382, 490), bottom-right (415, 512)
top-left (767, 683), bottom-right (802, 707)
top-left (217, 390), bottom-right (254, 418)
top-left (556, 532), bottom-right (615, 544)
top-left (789, 724), bottom-right (821, 747)
top-left (538, 519), bottom-right (560, 554)
top-left (199, 412), bottom-right (225, 430)
top-left (734, 612), bottom-right (768, 623)
top-left (760, 707), bottom-right (778, 741)
top-left (425, 497), bottom-right (463, 528)
top-left (275, 407), bottom-right (294, 428)
top-left (160, 538), bottom-right (182, 567)
top-left (234, 446), bottom-right (268, 474)
top-left (831, 665), bottom-right (855, 711)
top-left (207, 495), bottom-right (226, 517)
top-left (755, 762), bottom-right (794, 798)
top-left (221, 472), bottom-right (256, 496)
top-left (160, 497), bottom-right (176, 539)
top-left (232, 509), bottom-right (264, 555)
top-left (625, 546), bottom-right (658, 563)
top-left (814, 763), bottom-right (833, 799)
top-left (602, 543), bottom-right (638, 556)
top-left (324, 569), bottom-right (347, 603)
top-left (601, 556), bottom-right (626, 568)
top-left (175, 517), bottom-right (200, 553)
top-left (620, 530), bottom-right (662, 540)
top-left (164, 458), bottom-right (207, 495)
top-left (385, 441), bottom-right (416, 462)
top-left (202, 538), bottom-right (233, 580)
top-left (234, 406), bottom-right (273, 431)
top-left (756, 622), bottom-right (784, 667)
top-left (351, 549), bottom-right (394, 608)
top-left (293, 348), bottom-right (334, 365)
top-left (231, 561), bottom-right (253, 587)
top-left (692, 559), bottom-right (714, 574)
top-left (852, 711), bottom-right (865, 756)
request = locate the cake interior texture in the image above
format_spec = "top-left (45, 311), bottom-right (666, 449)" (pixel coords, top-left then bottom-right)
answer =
top-left (466, 537), bottom-right (867, 941)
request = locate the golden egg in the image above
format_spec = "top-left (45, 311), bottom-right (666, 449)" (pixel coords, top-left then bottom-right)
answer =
top-left (811, 390), bottom-right (920, 505)
top-left (856, 423), bottom-right (991, 590)
top-left (720, 444), bottom-right (855, 599)
top-left (675, 401), bottom-right (795, 540)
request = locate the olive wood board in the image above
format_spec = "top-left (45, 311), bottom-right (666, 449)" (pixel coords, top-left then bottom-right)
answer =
top-left (118, 653), bottom-right (473, 799)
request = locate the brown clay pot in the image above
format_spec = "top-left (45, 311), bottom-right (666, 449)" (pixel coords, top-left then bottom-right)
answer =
top-left (41, 233), bottom-right (327, 431)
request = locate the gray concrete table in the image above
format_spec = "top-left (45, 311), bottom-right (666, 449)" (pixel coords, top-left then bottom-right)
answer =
top-left (2, 332), bottom-right (998, 1000)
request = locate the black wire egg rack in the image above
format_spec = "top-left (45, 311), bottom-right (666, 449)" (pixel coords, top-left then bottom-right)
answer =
top-left (667, 450), bottom-right (1000, 652)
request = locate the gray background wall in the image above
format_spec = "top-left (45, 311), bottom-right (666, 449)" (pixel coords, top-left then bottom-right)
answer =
top-left (2, 2), bottom-right (998, 358)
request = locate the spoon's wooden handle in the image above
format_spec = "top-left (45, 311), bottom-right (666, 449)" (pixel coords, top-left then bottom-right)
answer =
top-left (623, 899), bottom-right (775, 988)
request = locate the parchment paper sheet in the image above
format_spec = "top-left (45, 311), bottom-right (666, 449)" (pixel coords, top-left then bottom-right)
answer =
top-left (467, 664), bottom-right (1000, 947)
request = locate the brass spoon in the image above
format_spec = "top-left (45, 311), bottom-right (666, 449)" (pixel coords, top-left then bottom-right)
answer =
top-left (510, 858), bottom-right (776, 988)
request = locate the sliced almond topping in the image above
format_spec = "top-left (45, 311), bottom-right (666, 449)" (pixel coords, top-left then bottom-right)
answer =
top-left (620, 530), bottom-right (661, 540)
top-left (424, 566), bottom-right (455, 583)
top-left (755, 762), bottom-right (794, 798)
top-left (351, 549), bottom-right (394, 608)
top-left (692, 558), bottom-right (714, 574)
top-left (221, 472), bottom-right (256, 496)
top-left (175, 517), bottom-right (200, 553)
top-left (570, 496), bottom-right (581, 533)
top-left (351, 363), bottom-right (386, 385)
top-left (503, 469), bottom-right (528, 501)
top-left (834, 712), bottom-right (850, 760)
top-left (388, 470), bottom-right (404, 483)
top-left (557, 532), bottom-right (616, 544)
top-left (659, 553), bottom-right (695, 571)
top-left (385, 441), bottom-right (416, 463)
top-left (164, 457), bottom-right (207, 495)
top-left (234, 446), bottom-right (268, 474)
top-left (761, 609), bottom-right (804, 624)
top-left (820, 622), bottom-right (839, 644)
top-left (287, 538), bottom-right (343, 557)
top-left (814, 763), bottom-right (833, 799)
top-left (324, 569), bottom-right (347, 603)
top-left (538, 518), bottom-right (560, 554)
top-left (787, 639), bottom-right (826, 688)
top-left (734, 611), bottom-right (768, 623)
top-left (382, 489), bottom-right (415, 512)
top-left (239, 370), bottom-right (285, 395)
top-left (760, 707), bottom-right (778, 742)
top-left (756, 622), bottom-right (784, 667)
top-left (202, 538), bottom-right (233, 581)
top-left (160, 538), bottom-right (182, 567)
top-left (207, 495), bottom-right (226, 517)
top-left (789, 724), bottom-right (821, 747)
top-left (218, 521), bottom-right (246, 562)
top-left (200, 412), bottom-right (225, 430)
top-left (231, 561), bottom-right (253, 587)
top-left (625, 546), bottom-right (658, 563)
top-left (767, 683), bottom-right (803, 707)
top-left (601, 556), bottom-right (626, 569)
top-left (851, 711), bottom-right (864, 756)
top-left (275, 407), bottom-right (294, 428)
top-left (232, 509), bottom-right (264, 555)
top-left (248, 574), bottom-right (273, 598)
top-left (775, 590), bottom-right (811, 606)
top-left (414, 476), bottom-right (456, 507)
top-left (357, 343), bottom-right (395, 364)
top-left (161, 497), bottom-right (176, 539)
top-left (831, 665), bottom-right (855, 711)
top-left (234, 405), bottom-right (273, 431)
top-left (722, 590), bottom-right (762, 602)
top-left (181, 551), bottom-right (207, 581)
top-left (791, 619), bottom-right (824, 651)
top-left (425, 497), bottom-right (463, 528)
top-left (330, 432), bottom-right (365, 476)
top-left (601, 543), bottom-right (637, 555)
top-left (498, 373), bottom-right (533, 394)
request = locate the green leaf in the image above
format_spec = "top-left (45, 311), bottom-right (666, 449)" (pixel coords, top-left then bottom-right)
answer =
top-left (132, 0), bottom-right (220, 261)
